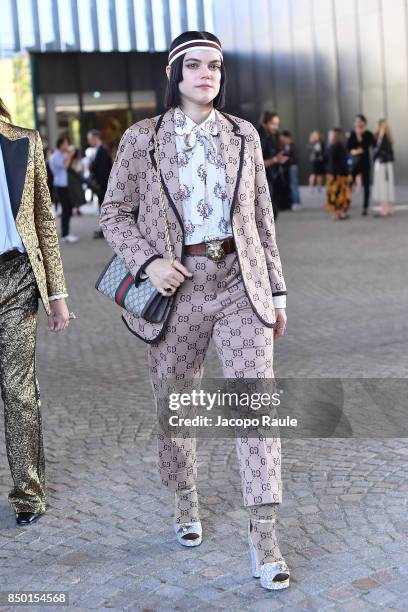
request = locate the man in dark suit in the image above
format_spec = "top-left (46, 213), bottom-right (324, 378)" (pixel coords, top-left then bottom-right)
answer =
top-left (87, 129), bottom-right (113, 239)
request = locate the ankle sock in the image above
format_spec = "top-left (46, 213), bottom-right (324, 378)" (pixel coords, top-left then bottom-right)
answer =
top-left (248, 503), bottom-right (284, 565)
top-left (174, 485), bottom-right (200, 524)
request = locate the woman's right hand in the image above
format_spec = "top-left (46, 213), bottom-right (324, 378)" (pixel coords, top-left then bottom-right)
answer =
top-left (145, 258), bottom-right (193, 295)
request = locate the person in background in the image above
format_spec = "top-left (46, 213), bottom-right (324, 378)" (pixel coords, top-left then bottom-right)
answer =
top-left (49, 137), bottom-right (78, 243)
top-left (347, 114), bottom-right (374, 216)
top-left (0, 97), bottom-right (70, 526)
top-left (281, 130), bottom-right (301, 210)
top-left (258, 111), bottom-right (291, 218)
top-left (44, 148), bottom-right (55, 206)
top-left (67, 148), bottom-right (85, 216)
top-left (87, 129), bottom-right (113, 239)
top-left (325, 128), bottom-right (351, 221)
top-left (373, 118), bottom-right (395, 217)
top-left (308, 131), bottom-right (325, 191)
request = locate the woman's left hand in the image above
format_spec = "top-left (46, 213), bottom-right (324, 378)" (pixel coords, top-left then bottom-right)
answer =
top-left (48, 298), bottom-right (70, 332)
top-left (274, 308), bottom-right (287, 340)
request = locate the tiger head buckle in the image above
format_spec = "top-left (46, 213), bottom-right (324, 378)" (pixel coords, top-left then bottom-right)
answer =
top-left (206, 240), bottom-right (225, 262)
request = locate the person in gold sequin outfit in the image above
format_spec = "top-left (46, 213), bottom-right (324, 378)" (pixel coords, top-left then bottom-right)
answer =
top-left (0, 99), bottom-right (70, 526)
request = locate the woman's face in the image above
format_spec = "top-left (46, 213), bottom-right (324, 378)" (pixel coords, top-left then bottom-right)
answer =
top-left (354, 116), bottom-right (366, 131)
top-left (266, 116), bottom-right (280, 133)
top-left (174, 49), bottom-right (222, 106)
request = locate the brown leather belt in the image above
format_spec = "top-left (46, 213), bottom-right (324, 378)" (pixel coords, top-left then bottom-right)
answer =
top-left (184, 237), bottom-right (236, 262)
top-left (0, 249), bottom-right (25, 264)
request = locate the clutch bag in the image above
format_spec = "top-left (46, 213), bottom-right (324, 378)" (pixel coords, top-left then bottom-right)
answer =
top-left (95, 254), bottom-right (173, 323)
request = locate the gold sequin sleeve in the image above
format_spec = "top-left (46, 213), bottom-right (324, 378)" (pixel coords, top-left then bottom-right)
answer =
top-left (33, 130), bottom-right (67, 296)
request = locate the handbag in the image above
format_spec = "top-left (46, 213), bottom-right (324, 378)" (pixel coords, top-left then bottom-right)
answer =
top-left (95, 118), bottom-right (176, 324)
top-left (350, 152), bottom-right (362, 174)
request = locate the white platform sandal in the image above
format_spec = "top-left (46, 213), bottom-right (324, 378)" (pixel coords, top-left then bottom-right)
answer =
top-left (174, 521), bottom-right (202, 547)
top-left (248, 520), bottom-right (290, 590)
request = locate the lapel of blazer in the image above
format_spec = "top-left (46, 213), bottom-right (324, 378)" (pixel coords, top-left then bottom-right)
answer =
top-left (215, 110), bottom-right (245, 218)
top-left (0, 122), bottom-right (29, 220)
top-left (148, 109), bottom-right (184, 236)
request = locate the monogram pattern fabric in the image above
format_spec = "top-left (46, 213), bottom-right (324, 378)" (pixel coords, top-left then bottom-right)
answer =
top-left (100, 108), bottom-right (287, 344)
top-left (149, 253), bottom-right (282, 506)
top-left (0, 121), bottom-right (67, 314)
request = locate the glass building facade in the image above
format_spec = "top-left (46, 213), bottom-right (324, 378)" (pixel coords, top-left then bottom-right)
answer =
top-left (0, 0), bottom-right (214, 148)
top-left (2, 0), bottom-right (408, 182)
top-left (0, 0), bottom-right (214, 55)
top-left (215, 0), bottom-right (408, 183)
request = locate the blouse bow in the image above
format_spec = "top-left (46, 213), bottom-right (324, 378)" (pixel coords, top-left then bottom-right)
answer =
top-left (174, 107), bottom-right (221, 227)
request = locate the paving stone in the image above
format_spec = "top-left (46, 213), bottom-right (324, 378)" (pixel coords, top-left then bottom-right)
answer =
top-left (351, 577), bottom-right (380, 591)
top-left (0, 211), bottom-right (407, 609)
top-left (362, 585), bottom-right (399, 606)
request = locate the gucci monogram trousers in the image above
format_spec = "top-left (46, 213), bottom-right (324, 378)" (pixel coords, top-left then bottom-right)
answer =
top-left (148, 253), bottom-right (282, 507)
top-left (0, 253), bottom-right (46, 513)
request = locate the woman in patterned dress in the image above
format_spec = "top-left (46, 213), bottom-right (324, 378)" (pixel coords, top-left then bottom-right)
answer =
top-left (325, 128), bottom-right (351, 220)
top-left (100, 31), bottom-right (290, 591)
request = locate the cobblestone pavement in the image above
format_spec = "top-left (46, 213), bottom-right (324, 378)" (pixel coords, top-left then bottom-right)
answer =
top-left (1, 204), bottom-right (408, 611)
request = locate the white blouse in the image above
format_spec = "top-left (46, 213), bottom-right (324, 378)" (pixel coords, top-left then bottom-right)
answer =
top-left (174, 106), bottom-right (232, 246)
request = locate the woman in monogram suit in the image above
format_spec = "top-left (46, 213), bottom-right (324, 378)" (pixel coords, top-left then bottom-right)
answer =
top-left (100, 32), bottom-right (290, 590)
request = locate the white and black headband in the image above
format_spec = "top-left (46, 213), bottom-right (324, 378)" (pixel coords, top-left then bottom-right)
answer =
top-left (168, 39), bottom-right (223, 66)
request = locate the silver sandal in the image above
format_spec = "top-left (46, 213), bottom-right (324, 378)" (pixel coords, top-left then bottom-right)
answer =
top-left (248, 520), bottom-right (290, 590)
top-left (174, 521), bottom-right (202, 547)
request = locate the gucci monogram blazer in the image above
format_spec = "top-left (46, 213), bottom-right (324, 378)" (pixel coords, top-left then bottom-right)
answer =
top-left (100, 108), bottom-right (287, 344)
top-left (0, 120), bottom-right (67, 314)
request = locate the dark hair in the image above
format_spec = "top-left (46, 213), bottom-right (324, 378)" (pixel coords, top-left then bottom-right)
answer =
top-left (0, 98), bottom-right (11, 122)
top-left (355, 114), bottom-right (367, 124)
top-left (261, 111), bottom-right (279, 125)
top-left (331, 127), bottom-right (345, 144)
top-left (56, 136), bottom-right (69, 148)
top-left (88, 129), bottom-right (101, 139)
top-left (164, 31), bottom-right (226, 109)
top-left (281, 130), bottom-right (292, 138)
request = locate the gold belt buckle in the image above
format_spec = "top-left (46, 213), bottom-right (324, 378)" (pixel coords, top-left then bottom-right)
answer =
top-left (206, 240), bottom-right (225, 262)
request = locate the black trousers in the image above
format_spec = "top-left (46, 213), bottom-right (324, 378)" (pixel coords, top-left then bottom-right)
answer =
top-left (97, 188), bottom-right (107, 209)
top-left (55, 186), bottom-right (72, 237)
top-left (267, 179), bottom-right (279, 220)
top-left (352, 163), bottom-right (371, 211)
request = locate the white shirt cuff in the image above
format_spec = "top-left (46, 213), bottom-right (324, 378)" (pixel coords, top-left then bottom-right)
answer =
top-left (273, 295), bottom-right (286, 309)
top-left (48, 293), bottom-right (69, 301)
